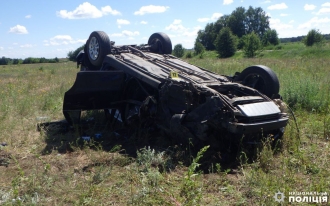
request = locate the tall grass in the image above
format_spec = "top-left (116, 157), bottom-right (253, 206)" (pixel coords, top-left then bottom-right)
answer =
top-left (186, 50), bottom-right (330, 112)
top-left (0, 48), bottom-right (330, 205)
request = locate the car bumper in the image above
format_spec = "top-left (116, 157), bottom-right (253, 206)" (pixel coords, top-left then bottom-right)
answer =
top-left (227, 117), bottom-right (289, 134)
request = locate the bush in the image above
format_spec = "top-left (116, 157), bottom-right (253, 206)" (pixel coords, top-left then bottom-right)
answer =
top-left (243, 32), bottom-right (261, 57)
top-left (173, 44), bottom-right (185, 58)
top-left (67, 44), bottom-right (85, 61)
top-left (262, 29), bottom-right (279, 46)
top-left (303, 29), bottom-right (324, 47)
top-left (237, 36), bottom-right (246, 50)
top-left (185, 51), bottom-right (193, 58)
top-left (215, 27), bottom-right (237, 58)
top-left (194, 41), bottom-right (205, 56)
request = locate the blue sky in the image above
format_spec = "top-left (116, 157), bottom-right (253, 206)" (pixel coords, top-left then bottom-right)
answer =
top-left (0, 0), bottom-right (330, 58)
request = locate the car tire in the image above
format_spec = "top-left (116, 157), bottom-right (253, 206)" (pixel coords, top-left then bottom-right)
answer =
top-left (148, 32), bottom-right (172, 54)
top-left (236, 65), bottom-right (280, 98)
top-left (84, 31), bottom-right (111, 70)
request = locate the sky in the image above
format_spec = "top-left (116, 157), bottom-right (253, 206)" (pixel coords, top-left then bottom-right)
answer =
top-left (0, 0), bottom-right (330, 59)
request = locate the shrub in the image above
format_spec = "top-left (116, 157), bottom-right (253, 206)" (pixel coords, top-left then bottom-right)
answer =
top-left (243, 32), bottom-right (261, 57)
top-left (173, 44), bottom-right (185, 58)
top-left (237, 36), bottom-right (246, 50)
top-left (215, 27), bottom-right (237, 58)
top-left (67, 44), bottom-right (85, 61)
top-left (194, 41), bottom-right (205, 56)
top-left (185, 51), bottom-right (193, 58)
top-left (303, 29), bottom-right (324, 47)
top-left (262, 29), bottom-right (280, 46)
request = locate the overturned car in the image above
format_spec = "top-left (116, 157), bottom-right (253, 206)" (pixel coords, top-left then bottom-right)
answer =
top-left (63, 31), bottom-right (288, 144)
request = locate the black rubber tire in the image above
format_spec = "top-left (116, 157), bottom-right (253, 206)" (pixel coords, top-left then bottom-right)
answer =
top-left (148, 32), bottom-right (172, 54)
top-left (236, 65), bottom-right (280, 98)
top-left (84, 31), bottom-right (111, 70)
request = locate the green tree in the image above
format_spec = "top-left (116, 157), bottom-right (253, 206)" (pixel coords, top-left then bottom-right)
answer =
top-left (215, 27), bottom-right (237, 58)
top-left (245, 6), bottom-right (270, 37)
top-left (196, 23), bottom-right (217, 50)
top-left (0, 57), bottom-right (9, 65)
top-left (243, 32), bottom-right (261, 57)
top-left (195, 15), bottom-right (230, 50)
top-left (67, 44), bottom-right (85, 61)
top-left (173, 44), bottom-right (185, 58)
top-left (194, 41), bottom-right (205, 55)
top-left (195, 6), bottom-right (270, 50)
top-left (262, 29), bottom-right (279, 46)
top-left (237, 36), bottom-right (247, 50)
top-left (227, 7), bottom-right (246, 38)
top-left (303, 29), bottom-right (324, 46)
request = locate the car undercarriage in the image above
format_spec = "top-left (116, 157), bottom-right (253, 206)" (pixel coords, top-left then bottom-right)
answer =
top-left (62, 31), bottom-right (289, 147)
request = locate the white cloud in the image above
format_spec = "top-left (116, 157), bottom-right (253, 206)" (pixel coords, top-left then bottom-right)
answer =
top-left (163, 21), bottom-right (202, 49)
top-left (316, 7), bottom-right (330, 15)
top-left (211, 13), bottom-right (223, 20)
top-left (261, 0), bottom-right (271, 3)
top-left (298, 17), bottom-right (330, 29)
top-left (44, 35), bottom-right (86, 46)
top-left (182, 26), bottom-right (202, 37)
top-left (165, 20), bottom-right (201, 37)
top-left (140, 21), bottom-right (148, 24)
top-left (8, 25), bottom-right (28, 34)
top-left (117, 19), bottom-right (130, 25)
top-left (197, 13), bottom-right (223, 23)
top-left (0, 47), bottom-right (3, 50)
top-left (268, 3), bottom-right (288, 10)
top-left (20, 44), bottom-right (33, 48)
top-left (56, 2), bottom-right (121, 19)
top-left (304, 4), bottom-right (316, 11)
top-left (269, 18), bottom-right (297, 37)
top-left (122, 30), bottom-right (139, 37)
top-left (280, 13), bottom-right (289, 16)
top-left (52, 35), bottom-right (72, 41)
top-left (322, 2), bottom-right (330, 7)
top-left (173, 19), bottom-right (182, 24)
top-left (134, 5), bottom-right (169, 15)
top-left (101, 6), bottom-right (121, 15)
top-left (109, 30), bottom-right (140, 38)
top-left (270, 18), bottom-right (293, 30)
top-left (165, 19), bottom-right (187, 32)
top-left (223, 0), bottom-right (233, 5)
top-left (109, 33), bottom-right (123, 37)
top-left (117, 19), bottom-right (130, 28)
top-left (25, 15), bottom-right (31, 19)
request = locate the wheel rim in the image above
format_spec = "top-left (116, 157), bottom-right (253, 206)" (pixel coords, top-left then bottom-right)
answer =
top-left (89, 37), bottom-right (99, 60)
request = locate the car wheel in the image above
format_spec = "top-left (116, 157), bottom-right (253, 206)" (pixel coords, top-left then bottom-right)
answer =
top-left (84, 31), bottom-right (111, 70)
top-left (148, 32), bottom-right (172, 54)
top-left (236, 65), bottom-right (280, 98)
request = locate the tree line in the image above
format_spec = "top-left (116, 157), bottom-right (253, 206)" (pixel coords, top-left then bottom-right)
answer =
top-left (193, 6), bottom-right (279, 58)
top-left (280, 34), bottom-right (330, 43)
top-left (0, 56), bottom-right (59, 65)
top-left (173, 6), bottom-right (327, 59)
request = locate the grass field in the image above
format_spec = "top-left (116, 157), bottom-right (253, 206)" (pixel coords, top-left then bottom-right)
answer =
top-left (0, 44), bottom-right (330, 205)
